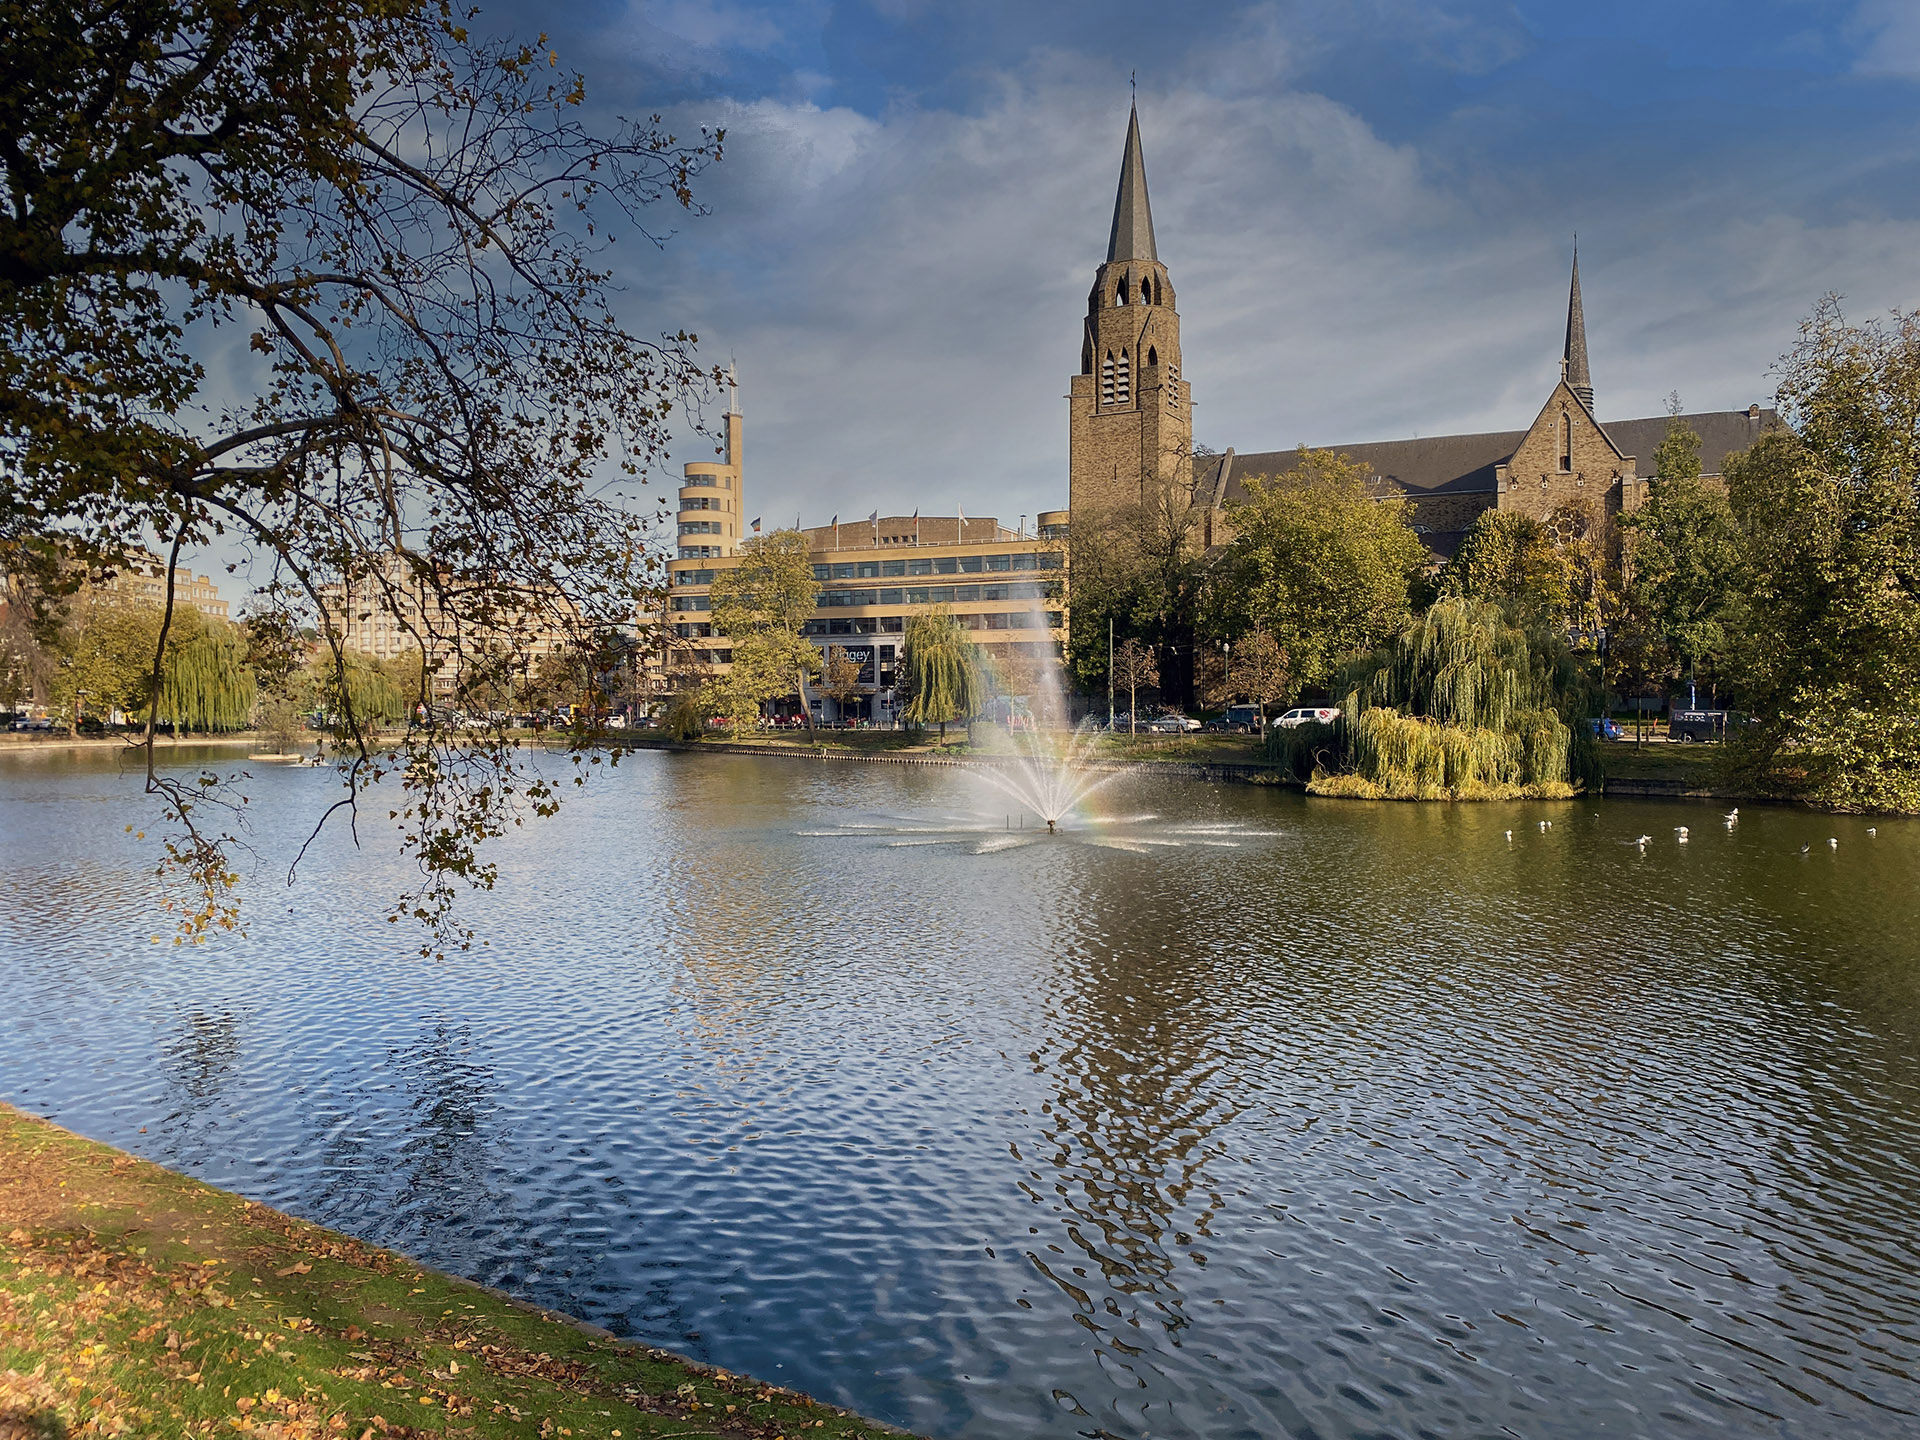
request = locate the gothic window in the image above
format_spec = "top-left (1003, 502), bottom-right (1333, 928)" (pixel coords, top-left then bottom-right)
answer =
top-left (1101, 351), bottom-right (1116, 404)
top-left (1115, 276), bottom-right (1129, 306)
top-left (1147, 346), bottom-right (1157, 369)
top-left (1141, 276), bottom-right (1154, 305)
top-left (1558, 413), bottom-right (1572, 471)
top-left (1116, 349), bottom-right (1132, 404)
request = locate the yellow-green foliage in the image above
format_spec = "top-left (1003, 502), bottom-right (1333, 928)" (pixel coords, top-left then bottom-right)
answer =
top-left (1307, 596), bottom-right (1592, 800)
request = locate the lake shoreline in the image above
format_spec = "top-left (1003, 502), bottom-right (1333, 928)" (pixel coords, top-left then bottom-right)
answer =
top-left (0, 1102), bottom-right (918, 1440)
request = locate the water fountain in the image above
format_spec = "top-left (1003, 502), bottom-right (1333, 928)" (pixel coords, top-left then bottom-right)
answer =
top-left (802, 633), bottom-right (1282, 855)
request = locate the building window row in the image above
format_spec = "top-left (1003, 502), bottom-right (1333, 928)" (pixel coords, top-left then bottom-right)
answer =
top-left (810, 552), bottom-right (1056, 582)
top-left (681, 474), bottom-right (730, 489)
top-left (679, 545), bottom-right (722, 559)
top-left (819, 581), bottom-right (1051, 608)
top-left (680, 496), bottom-right (725, 512)
top-left (671, 595), bottom-right (711, 612)
top-left (678, 520), bottom-right (725, 536)
top-left (670, 569), bottom-right (717, 587)
top-left (803, 612), bottom-right (1059, 638)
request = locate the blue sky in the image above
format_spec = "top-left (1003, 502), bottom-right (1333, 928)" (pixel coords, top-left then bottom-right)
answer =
top-left (201, 3), bottom-right (1920, 589)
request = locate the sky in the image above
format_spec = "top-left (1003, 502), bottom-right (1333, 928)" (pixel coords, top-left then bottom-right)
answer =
top-left (196, 1), bottom-right (1920, 594)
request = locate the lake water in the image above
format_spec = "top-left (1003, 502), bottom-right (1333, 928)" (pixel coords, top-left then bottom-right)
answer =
top-left (3, 745), bottom-right (1919, 1439)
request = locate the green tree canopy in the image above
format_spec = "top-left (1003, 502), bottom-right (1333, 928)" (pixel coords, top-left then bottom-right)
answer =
top-left (1313, 595), bottom-right (1598, 800)
top-left (1724, 298), bottom-right (1920, 811)
top-left (902, 607), bottom-right (985, 740)
top-left (0, 0), bottom-right (721, 941)
top-left (1622, 417), bottom-right (1744, 695)
top-left (708, 531), bottom-right (822, 731)
top-left (1442, 510), bottom-right (1573, 628)
top-left (1207, 448), bottom-right (1427, 690)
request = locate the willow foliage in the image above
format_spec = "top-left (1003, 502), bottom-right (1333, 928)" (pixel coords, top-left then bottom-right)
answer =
top-left (1307, 596), bottom-right (1594, 800)
top-left (902, 607), bottom-right (986, 737)
top-left (155, 614), bottom-right (257, 732)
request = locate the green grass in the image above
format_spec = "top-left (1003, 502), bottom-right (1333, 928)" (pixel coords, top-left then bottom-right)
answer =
top-left (0, 1103), bottom-right (912, 1439)
top-left (1596, 739), bottom-right (1731, 786)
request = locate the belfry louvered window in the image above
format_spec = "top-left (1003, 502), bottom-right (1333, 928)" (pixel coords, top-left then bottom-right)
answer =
top-left (1167, 362), bottom-right (1180, 407)
top-left (1116, 350), bottom-right (1132, 404)
top-left (1101, 351), bottom-right (1116, 404)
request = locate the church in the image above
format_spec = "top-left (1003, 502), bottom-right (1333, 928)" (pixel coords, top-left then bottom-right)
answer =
top-left (1068, 105), bottom-right (1781, 560)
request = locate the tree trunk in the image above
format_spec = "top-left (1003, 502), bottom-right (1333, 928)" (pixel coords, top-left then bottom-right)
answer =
top-left (797, 669), bottom-right (815, 736)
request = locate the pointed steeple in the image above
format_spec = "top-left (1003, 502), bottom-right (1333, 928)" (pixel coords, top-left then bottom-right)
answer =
top-left (1106, 103), bottom-right (1158, 264)
top-left (1563, 241), bottom-right (1593, 410)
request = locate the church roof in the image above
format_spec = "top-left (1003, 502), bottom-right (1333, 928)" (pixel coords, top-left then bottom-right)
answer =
top-left (1197, 407), bottom-right (1782, 510)
top-left (1106, 104), bottom-right (1158, 264)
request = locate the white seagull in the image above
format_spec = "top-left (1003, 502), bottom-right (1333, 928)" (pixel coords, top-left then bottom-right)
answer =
top-left (1868, 827), bottom-right (1878, 837)
top-left (1635, 834), bottom-right (1652, 849)
top-left (1828, 837), bottom-right (1839, 848)
top-left (1505, 830), bottom-right (1513, 842)
top-left (1723, 809), bottom-right (1739, 823)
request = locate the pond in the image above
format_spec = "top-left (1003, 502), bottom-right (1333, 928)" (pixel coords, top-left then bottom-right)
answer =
top-left (3, 745), bottom-right (1919, 1439)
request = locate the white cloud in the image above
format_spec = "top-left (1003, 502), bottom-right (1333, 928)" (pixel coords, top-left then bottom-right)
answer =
top-left (1852, 0), bottom-right (1920, 76)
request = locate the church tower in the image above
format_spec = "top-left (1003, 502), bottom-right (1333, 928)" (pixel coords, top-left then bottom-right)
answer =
top-left (1069, 104), bottom-right (1192, 518)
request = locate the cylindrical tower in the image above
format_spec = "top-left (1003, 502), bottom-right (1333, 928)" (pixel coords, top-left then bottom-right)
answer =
top-left (677, 375), bottom-right (745, 560)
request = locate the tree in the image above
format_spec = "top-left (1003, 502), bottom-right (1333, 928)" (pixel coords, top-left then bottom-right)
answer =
top-left (1622, 416), bottom-right (1744, 702)
top-left (1317, 596), bottom-right (1598, 800)
top-left (1723, 298), bottom-right (1920, 811)
top-left (0, 0), bottom-right (722, 943)
top-left (1110, 638), bottom-right (1158, 732)
top-left (902, 607), bottom-right (984, 742)
top-left (1062, 489), bottom-right (1204, 707)
top-left (48, 595), bottom-right (162, 732)
top-left (1207, 448), bottom-right (1427, 690)
top-left (708, 531), bottom-right (822, 733)
top-left (1443, 510), bottom-right (1573, 628)
top-left (1208, 627), bottom-right (1289, 723)
top-left (819, 645), bottom-right (864, 721)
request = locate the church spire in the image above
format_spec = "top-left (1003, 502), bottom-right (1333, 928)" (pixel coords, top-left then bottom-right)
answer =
top-left (1563, 241), bottom-right (1593, 410)
top-left (1106, 102), bottom-right (1158, 264)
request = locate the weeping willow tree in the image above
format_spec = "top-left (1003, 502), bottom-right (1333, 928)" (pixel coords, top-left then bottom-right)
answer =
top-left (902, 607), bottom-right (987, 742)
top-left (154, 613), bottom-right (257, 732)
top-left (1307, 596), bottom-right (1598, 800)
top-left (299, 652), bottom-right (413, 730)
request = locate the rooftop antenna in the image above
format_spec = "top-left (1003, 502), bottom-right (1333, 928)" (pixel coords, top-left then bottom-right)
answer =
top-left (726, 356), bottom-right (739, 416)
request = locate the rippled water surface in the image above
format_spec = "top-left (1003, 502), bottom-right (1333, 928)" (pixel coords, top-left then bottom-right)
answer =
top-left (4, 745), bottom-right (1920, 1439)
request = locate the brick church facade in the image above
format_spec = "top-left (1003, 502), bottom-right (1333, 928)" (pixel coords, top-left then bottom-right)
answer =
top-left (1067, 107), bottom-right (1781, 560)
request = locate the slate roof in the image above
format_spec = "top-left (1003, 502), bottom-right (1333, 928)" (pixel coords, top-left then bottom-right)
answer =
top-left (1197, 407), bottom-right (1782, 514)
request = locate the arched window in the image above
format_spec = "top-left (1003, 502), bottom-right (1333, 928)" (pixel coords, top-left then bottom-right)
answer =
top-left (1101, 351), bottom-right (1116, 404)
top-left (1147, 346), bottom-right (1158, 369)
top-left (1558, 413), bottom-right (1572, 471)
top-left (1116, 349), bottom-right (1132, 405)
top-left (1115, 276), bottom-right (1129, 306)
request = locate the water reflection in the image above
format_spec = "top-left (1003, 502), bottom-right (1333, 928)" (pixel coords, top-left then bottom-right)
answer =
top-left (3, 750), bottom-right (1920, 1439)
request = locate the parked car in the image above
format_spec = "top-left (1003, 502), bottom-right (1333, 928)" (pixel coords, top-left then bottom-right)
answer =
top-left (1145, 714), bottom-right (1188, 734)
top-left (1274, 706), bottom-right (1340, 729)
top-left (10, 716), bottom-right (52, 732)
top-left (605, 713), bottom-right (628, 729)
top-left (1587, 716), bottom-right (1625, 741)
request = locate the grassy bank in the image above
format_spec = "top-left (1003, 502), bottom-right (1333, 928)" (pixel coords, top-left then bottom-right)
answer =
top-left (0, 1104), bottom-right (911, 1440)
top-left (1595, 740), bottom-right (1732, 788)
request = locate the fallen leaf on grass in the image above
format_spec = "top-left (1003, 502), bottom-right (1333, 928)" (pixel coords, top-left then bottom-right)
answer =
top-left (274, 1262), bottom-right (311, 1277)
